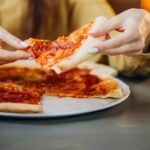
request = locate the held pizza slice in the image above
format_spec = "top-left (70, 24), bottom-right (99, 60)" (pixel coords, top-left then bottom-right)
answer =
top-left (0, 82), bottom-right (42, 113)
top-left (25, 17), bottom-right (106, 73)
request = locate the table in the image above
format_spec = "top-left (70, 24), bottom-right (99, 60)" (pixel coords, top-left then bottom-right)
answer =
top-left (0, 77), bottom-right (150, 150)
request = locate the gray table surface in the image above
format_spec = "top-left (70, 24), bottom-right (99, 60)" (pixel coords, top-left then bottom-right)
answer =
top-left (0, 77), bottom-right (150, 150)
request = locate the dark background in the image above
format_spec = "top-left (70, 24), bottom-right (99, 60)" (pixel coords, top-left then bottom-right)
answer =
top-left (108, 0), bottom-right (141, 13)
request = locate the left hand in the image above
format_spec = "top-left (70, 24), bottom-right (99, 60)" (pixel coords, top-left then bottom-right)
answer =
top-left (0, 27), bottom-right (30, 65)
top-left (89, 9), bottom-right (150, 56)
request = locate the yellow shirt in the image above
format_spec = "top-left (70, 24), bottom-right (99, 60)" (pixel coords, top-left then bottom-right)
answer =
top-left (0, 0), bottom-right (149, 77)
top-left (0, 0), bottom-right (114, 39)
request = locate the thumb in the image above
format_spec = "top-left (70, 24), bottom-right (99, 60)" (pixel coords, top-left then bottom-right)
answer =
top-left (0, 49), bottom-right (31, 61)
top-left (0, 27), bottom-right (29, 49)
top-left (89, 16), bottom-right (121, 37)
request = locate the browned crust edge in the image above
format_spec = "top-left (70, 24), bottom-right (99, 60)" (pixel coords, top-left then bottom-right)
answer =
top-left (0, 103), bottom-right (42, 113)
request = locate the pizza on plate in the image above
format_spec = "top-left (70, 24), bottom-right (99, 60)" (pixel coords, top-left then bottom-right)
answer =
top-left (25, 17), bottom-right (106, 73)
top-left (0, 17), bottom-right (123, 113)
top-left (0, 60), bottom-right (122, 113)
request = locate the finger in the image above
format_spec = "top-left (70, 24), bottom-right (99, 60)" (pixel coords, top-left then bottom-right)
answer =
top-left (89, 16), bottom-right (109, 37)
top-left (125, 51), bottom-right (143, 56)
top-left (0, 60), bottom-right (15, 65)
top-left (94, 27), bottom-right (141, 52)
top-left (0, 40), bottom-right (4, 48)
top-left (100, 40), bottom-right (143, 55)
top-left (105, 49), bottom-right (142, 56)
top-left (0, 27), bottom-right (29, 49)
top-left (89, 16), bottom-right (121, 37)
top-left (0, 40), bottom-right (3, 45)
top-left (0, 49), bottom-right (31, 61)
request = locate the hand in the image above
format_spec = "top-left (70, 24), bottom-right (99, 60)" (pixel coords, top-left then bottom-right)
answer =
top-left (89, 9), bottom-right (150, 56)
top-left (0, 27), bottom-right (30, 65)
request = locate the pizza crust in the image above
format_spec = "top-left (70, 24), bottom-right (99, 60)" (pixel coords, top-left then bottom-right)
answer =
top-left (91, 89), bottom-right (122, 99)
top-left (78, 60), bottom-right (118, 76)
top-left (89, 68), bottom-right (123, 98)
top-left (0, 102), bottom-right (41, 113)
top-left (105, 89), bottom-right (123, 98)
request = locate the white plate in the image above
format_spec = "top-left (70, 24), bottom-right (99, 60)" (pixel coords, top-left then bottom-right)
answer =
top-left (0, 79), bottom-right (130, 118)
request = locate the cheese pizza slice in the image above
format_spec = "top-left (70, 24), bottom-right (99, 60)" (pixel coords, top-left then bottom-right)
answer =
top-left (0, 82), bottom-right (42, 113)
top-left (44, 68), bottom-right (122, 99)
top-left (25, 17), bottom-right (106, 73)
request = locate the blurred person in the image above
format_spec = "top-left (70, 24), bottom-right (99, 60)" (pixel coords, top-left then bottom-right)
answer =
top-left (0, 0), bottom-right (149, 77)
top-left (0, 0), bottom-right (114, 64)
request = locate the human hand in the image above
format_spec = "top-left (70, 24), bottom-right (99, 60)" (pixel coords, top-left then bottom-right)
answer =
top-left (89, 9), bottom-right (150, 56)
top-left (0, 27), bottom-right (30, 65)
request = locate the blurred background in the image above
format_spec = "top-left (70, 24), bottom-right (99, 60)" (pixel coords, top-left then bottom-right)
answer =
top-left (108, 0), bottom-right (150, 13)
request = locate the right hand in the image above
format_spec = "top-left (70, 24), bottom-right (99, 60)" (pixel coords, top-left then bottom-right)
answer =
top-left (0, 27), bottom-right (31, 65)
top-left (89, 9), bottom-right (150, 56)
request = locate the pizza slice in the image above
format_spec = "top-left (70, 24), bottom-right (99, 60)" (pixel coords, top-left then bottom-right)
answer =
top-left (25, 17), bottom-right (106, 73)
top-left (0, 82), bottom-right (42, 113)
top-left (44, 68), bottom-right (122, 99)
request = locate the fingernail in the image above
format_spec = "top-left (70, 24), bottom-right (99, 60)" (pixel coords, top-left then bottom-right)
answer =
top-left (28, 57), bottom-right (33, 60)
top-left (87, 48), bottom-right (99, 53)
top-left (88, 28), bottom-right (98, 34)
top-left (20, 42), bottom-right (29, 48)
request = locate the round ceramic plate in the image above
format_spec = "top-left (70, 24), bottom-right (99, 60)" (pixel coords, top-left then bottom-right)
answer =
top-left (0, 79), bottom-right (130, 118)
